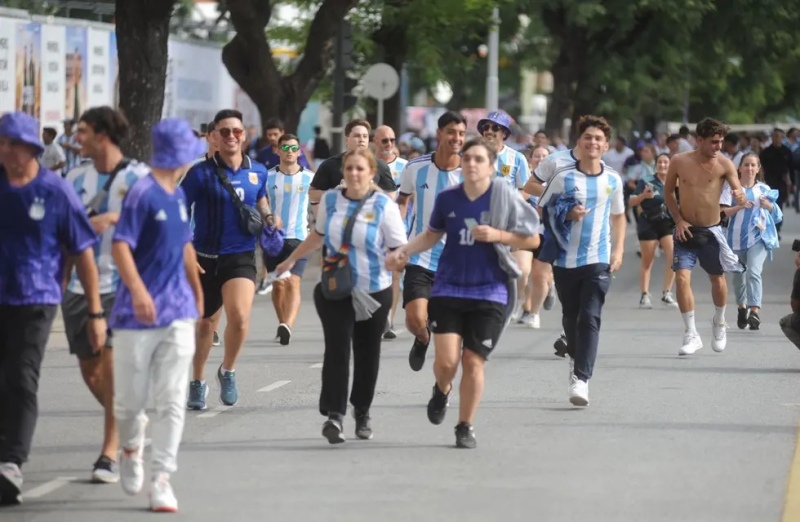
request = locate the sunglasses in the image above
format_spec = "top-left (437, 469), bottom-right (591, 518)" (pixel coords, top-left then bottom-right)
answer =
top-left (480, 124), bottom-right (504, 133)
top-left (280, 144), bottom-right (300, 152)
top-left (217, 127), bottom-right (244, 138)
top-left (381, 137), bottom-right (396, 145)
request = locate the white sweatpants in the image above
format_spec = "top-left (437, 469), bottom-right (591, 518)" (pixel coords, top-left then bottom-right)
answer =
top-left (113, 319), bottom-right (195, 475)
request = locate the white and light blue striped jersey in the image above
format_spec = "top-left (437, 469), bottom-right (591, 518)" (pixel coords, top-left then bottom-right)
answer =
top-left (495, 144), bottom-right (530, 189)
top-left (316, 189), bottom-right (407, 293)
top-left (267, 166), bottom-right (314, 240)
top-left (720, 182), bottom-right (773, 250)
top-left (387, 156), bottom-right (409, 185)
top-left (398, 153), bottom-right (462, 272)
top-left (66, 160), bottom-right (151, 295)
top-left (539, 164), bottom-right (625, 268)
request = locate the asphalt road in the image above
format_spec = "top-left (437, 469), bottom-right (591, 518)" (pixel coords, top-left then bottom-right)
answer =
top-left (5, 214), bottom-right (800, 522)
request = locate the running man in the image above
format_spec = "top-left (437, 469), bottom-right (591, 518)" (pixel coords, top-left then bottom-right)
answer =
top-left (263, 133), bottom-right (314, 345)
top-left (663, 117), bottom-right (746, 356)
top-left (395, 111), bottom-right (466, 371)
top-left (181, 109), bottom-right (273, 409)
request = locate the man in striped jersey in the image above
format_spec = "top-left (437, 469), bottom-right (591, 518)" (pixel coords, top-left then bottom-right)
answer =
top-left (263, 133), bottom-right (314, 345)
top-left (63, 107), bottom-right (149, 484)
top-left (373, 125), bottom-right (408, 339)
top-left (538, 115), bottom-right (625, 407)
top-left (396, 111), bottom-right (466, 371)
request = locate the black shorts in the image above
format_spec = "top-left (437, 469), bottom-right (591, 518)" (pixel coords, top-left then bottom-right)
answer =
top-left (530, 233), bottom-right (545, 258)
top-left (427, 297), bottom-right (506, 359)
top-left (62, 291), bottom-right (115, 359)
top-left (198, 251), bottom-right (257, 318)
top-left (637, 217), bottom-right (674, 241)
top-left (263, 239), bottom-right (308, 277)
top-left (402, 264), bottom-right (435, 307)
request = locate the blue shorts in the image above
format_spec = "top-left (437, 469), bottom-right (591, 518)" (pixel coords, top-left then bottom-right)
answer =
top-left (264, 239), bottom-right (308, 277)
top-left (672, 228), bottom-right (723, 276)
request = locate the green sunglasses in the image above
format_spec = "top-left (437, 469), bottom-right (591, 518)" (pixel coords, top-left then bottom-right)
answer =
top-left (280, 144), bottom-right (300, 152)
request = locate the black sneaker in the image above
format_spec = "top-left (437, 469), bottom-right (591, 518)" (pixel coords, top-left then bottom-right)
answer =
top-left (322, 418), bottom-right (345, 444)
top-left (455, 422), bottom-right (477, 449)
top-left (383, 321), bottom-right (397, 340)
top-left (408, 332), bottom-right (430, 371)
top-left (277, 323), bottom-right (292, 346)
top-left (737, 308), bottom-right (748, 330)
top-left (212, 330), bottom-right (220, 346)
top-left (427, 383), bottom-right (450, 425)
top-left (353, 409), bottom-right (373, 440)
top-left (91, 455), bottom-right (119, 484)
top-left (553, 334), bottom-right (568, 358)
top-left (748, 310), bottom-right (761, 330)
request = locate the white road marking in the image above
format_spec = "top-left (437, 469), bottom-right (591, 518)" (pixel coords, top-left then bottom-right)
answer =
top-left (197, 406), bottom-right (230, 419)
top-left (25, 477), bottom-right (75, 499)
top-left (310, 363), bottom-right (323, 369)
top-left (258, 380), bottom-right (291, 392)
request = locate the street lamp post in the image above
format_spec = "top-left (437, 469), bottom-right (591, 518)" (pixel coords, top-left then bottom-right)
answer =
top-left (485, 7), bottom-right (500, 112)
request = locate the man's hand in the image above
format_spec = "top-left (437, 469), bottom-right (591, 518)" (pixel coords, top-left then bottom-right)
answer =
top-left (610, 250), bottom-right (623, 272)
top-left (89, 212), bottom-right (120, 235)
top-left (566, 205), bottom-right (590, 222)
top-left (642, 185), bottom-right (655, 199)
top-left (732, 188), bottom-right (747, 205)
top-left (385, 250), bottom-right (409, 271)
top-left (471, 225), bottom-right (501, 243)
top-left (87, 317), bottom-right (107, 353)
top-left (275, 259), bottom-right (296, 275)
top-left (675, 220), bottom-right (693, 242)
top-left (132, 287), bottom-right (156, 325)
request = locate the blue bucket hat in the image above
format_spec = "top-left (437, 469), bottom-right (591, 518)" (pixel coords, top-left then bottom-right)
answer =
top-left (259, 225), bottom-right (285, 258)
top-left (478, 110), bottom-right (512, 139)
top-left (150, 118), bottom-right (205, 170)
top-left (0, 112), bottom-right (44, 154)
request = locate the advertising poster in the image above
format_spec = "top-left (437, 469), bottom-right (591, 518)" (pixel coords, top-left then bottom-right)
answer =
top-left (166, 39), bottom-right (222, 130)
top-left (15, 22), bottom-right (40, 118)
top-left (64, 26), bottom-right (87, 122)
top-left (86, 27), bottom-right (110, 107)
top-left (109, 30), bottom-right (118, 108)
top-left (40, 24), bottom-right (65, 130)
top-left (0, 19), bottom-right (16, 114)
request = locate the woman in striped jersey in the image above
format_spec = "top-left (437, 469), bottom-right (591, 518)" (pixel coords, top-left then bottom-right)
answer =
top-left (720, 152), bottom-right (782, 330)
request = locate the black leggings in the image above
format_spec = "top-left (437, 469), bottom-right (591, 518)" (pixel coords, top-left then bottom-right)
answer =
top-left (314, 285), bottom-right (392, 419)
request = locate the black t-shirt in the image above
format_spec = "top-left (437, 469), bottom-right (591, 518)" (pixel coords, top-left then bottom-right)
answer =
top-left (792, 269), bottom-right (800, 302)
top-left (310, 152), bottom-right (397, 192)
top-left (760, 145), bottom-right (792, 184)
top-left (313, 137), bottom-right (331, 160)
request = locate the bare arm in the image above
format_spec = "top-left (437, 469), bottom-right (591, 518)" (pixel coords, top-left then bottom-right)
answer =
top-left (112, 242), bottom-right (146, 296)
top-left (309, 188), bottom-right (324, 206)
top-left (664, 159), bottom-right (682, 223)
top-left (74, 247), bottom-right (103, 313)
top-left (399, 229), bottom-right (444, 257)
top-left (523, 178), bottom-right (546, 197)
top-left (89, 212), bottom-right (120, 235)
top-left (183, 243), bottom-right (203, 317)
top-left (611, 213), bottom-right (626, 255)
top-left (502, 230), bottom-right (539, 250)
top-left (286, 231), bottom-right (325, 263)
top-left (396, 193), bottom-right (410, 219)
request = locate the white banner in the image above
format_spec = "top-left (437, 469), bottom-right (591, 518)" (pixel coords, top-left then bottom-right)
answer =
top-left (39, 24), bottom-right (65, 130)
top-left (165, 39), bottom-right (230, 129)
top-left (86, 27), bottom-right (110, 107)
top-left (0, 19), bottom-right (15, 114)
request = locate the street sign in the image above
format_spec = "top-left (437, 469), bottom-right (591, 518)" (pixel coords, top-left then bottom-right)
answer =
top-left (361, 63), bottom-right (399, 126)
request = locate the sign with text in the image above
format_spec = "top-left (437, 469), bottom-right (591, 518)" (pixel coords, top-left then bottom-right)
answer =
top-left (0, 19), bottom-right (16, 114)
top-left (86, 27), bottom-right (110, 107)
top-left (40, 24), bottom-right (65, 129)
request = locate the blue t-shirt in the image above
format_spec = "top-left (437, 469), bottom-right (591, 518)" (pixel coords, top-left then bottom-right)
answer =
top-left (428, 184), bottom-right (508, 305)
top-left (181, 153), bottom-right (268, 255)
top-left (0, 166), bottom-right (97, 306)
top-left (110, 175), bottom-right (198, 330)
top-left (256, 147), bottom-right (311, 171)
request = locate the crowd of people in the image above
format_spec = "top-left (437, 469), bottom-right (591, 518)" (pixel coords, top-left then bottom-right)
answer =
top-left (0, 103), bottom-right (790, 511)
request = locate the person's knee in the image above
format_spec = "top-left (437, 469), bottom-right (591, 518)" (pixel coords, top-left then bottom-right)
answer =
top-left (461, 350), bottom-right (485, 375)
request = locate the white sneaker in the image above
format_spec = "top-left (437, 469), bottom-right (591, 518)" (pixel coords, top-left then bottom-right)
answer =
top-left (711, 320), bottom-right (727, 352)
top-left (524, 313), bottom-right (541, 329)
top-left (510, 302), bottom-right (523, 323)
top-left (119, 422), bottom-right (146, 496)
top-left (0, 462), bottom-right (23, 505)
top-left (661, 291), bottom-right (678, 307)
top-left (568, 375), bottom-right (589, 406)
top-left (639, 293), bottom-right (653, 309)
top-left (678, 332), bottom-right (703, 356)
top-left (150, 473), bottom-right (178, 513)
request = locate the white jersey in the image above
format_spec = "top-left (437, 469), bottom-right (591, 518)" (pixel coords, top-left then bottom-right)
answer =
top-left (495, 144), bottom-right (530, 189)
top-left (534, 148), bottom-right (579, 184)
top-left (66, 159), bottom-right (151, 295)
top-left (398, 153), bottom-right (462, 272)
top-left (386, 156), bottom-right (409, 185)
top-left (266, 166), bottom-right (314, 240)
top-left (720, 182), bottom-right (773, 250)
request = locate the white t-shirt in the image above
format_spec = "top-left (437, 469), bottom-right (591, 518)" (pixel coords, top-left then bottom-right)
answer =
top-left (41, 143), bottom-right (67, 175)
top-left (602, 147), bottom-right (634, 174)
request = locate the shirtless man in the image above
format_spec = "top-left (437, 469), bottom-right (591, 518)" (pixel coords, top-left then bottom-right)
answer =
top-left (663, 117), bottom-right (746, 356)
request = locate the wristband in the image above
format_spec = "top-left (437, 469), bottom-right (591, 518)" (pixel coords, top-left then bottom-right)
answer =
top-left (88, 311), bottom-right (105, 320)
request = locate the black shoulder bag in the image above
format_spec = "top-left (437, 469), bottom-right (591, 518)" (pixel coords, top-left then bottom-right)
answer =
top-left (85, 159), bottom-right (130, 217)
top-left (213, 165), bottom-right (264, 237)
top-left (321, 192), bottom-right (373, 300)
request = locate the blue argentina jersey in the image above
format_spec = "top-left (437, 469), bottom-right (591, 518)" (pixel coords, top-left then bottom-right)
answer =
top-left (266, 166), bottom-right (313, 240)
top-left (720, 182), bottom-right (773, 250)
top-left (387, 156), bottom-right (409, 185)
top-left (495, 144), bottom-right (530, 189)
top-left (398, 153), bottom-right (462, 272)
top-left (539, 164), bottom-right (625, 268)
top-left (66, 159), bottom-right (150, 295)
top-left (181, 154), bottom-right (268, 255)
top-left (316, 189), bottom-right (407, 293)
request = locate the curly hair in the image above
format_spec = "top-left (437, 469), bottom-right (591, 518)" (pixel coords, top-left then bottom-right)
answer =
top-left (577, 115), bottom-right (611, 140)
top-left (695, 118), bottom-right (730, 139)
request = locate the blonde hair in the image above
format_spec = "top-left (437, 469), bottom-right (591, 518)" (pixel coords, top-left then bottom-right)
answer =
top-left (341, 148), bottom-right (383, 193)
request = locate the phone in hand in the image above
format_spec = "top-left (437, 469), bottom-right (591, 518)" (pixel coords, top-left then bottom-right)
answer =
top-left (464, 218), bottom-right (479, 230)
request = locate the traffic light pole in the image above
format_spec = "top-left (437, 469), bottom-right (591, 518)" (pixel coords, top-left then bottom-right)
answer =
top-left (332, 20), bottom-right (346, 155)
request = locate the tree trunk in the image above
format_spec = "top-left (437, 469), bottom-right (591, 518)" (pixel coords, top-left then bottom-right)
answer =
top-left (223, 0), bottom-right (357, 134)
top-left (544, 54), bottom-right (574, 137)
top-left (115, 0), bottom-right (175, 160)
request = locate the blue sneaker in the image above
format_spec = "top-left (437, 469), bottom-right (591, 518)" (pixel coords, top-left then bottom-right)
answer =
top-left (187, 380), bottom-right (208, 410)
top-left (217, 365), bottom-right (238, 406)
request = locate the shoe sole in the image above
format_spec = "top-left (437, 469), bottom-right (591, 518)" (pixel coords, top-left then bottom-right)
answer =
top-left (455, 439), bottom-right (477, 449)
top-left (322, 424), bottom-right (345, 444)
top-left (212, 332), bottom-right (220, 347)
top-left (409, 346), bottom-right (427, 372)
top-left (91, 472), bottom-right (120, 484)
top-left (427, 397), bottom-right (448, 425)
top-left (383, 332), bottom-right (397, 340)
top-left (187, 384), bottom-right (210, 411)
top-left (355, 431), bottom-right (373, 440)
top-left (569, 395), bottom-right (589, 407)
top-left (748, 317), bottom-right (761, 330)
top-left (151, 504), bottom-right (178, 513)
top-left (216, 370), bottom-right (238, 406)
top-left (278, 324), bottom-right (291, 346)
top-left (553, 339), bottom-right (568, 358)
top-left (0, 474), bottom-right (21, 505)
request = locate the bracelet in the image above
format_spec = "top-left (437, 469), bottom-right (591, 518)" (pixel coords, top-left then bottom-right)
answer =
top-left (87, 311), bottom-right (105, 320)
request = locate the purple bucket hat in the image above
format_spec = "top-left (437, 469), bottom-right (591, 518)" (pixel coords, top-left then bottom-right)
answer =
top-left (0, 112), bottom-right (44, 154)
top-left (150, 118), bottom-right (205, 170)
top-left (259, 225), bottom-right (285, 258)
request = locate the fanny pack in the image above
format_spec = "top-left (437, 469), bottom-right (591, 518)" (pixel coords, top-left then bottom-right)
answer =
top-left (214, 165), bottom-right (263, 237)
top-left (321, 192), bottom-right (373, 300)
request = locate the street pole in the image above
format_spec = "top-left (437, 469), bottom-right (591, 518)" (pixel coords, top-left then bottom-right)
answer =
top-left (486, 7), bottom-right (500, 111)
top-left (332, 20), bottom-right (345, 155)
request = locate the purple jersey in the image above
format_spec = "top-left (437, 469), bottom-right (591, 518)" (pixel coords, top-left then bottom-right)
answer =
top-left (428, 184), bottom-right (508, 305)
top-left (110, 175), bottom-right (198, 330)
top-left (0, 166), bottom-right (97, 305)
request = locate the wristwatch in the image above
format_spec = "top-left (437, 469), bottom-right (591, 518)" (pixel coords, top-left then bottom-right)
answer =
top-left (87, 311), bottom-right (106, 320)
